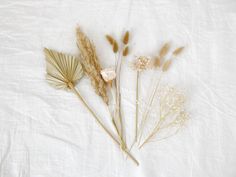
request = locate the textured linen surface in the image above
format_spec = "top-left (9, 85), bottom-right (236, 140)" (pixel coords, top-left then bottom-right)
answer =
top-left (0, 0), bottom-right (236, 177)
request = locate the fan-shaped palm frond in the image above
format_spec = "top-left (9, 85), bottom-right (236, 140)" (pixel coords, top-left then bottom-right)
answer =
top-left (44, 48), bottom-right (83, 89)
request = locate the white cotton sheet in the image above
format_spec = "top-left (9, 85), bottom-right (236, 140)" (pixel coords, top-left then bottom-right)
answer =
top-left (0, 0), bottom-right (236, 176)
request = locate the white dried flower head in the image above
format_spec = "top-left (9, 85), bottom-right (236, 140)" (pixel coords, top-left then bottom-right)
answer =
top-left (133, 56), bottom-right (151, 71)
top-left (100, 68), bottom-right (116, 82)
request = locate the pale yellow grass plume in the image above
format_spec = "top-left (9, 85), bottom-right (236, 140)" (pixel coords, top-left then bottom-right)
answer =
top-left (76, 27), bottom-right (109, 104)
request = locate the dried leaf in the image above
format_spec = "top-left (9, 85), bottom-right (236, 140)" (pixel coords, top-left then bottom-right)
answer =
top-left (162, 60), bottom-right (172, 72)
top-left (123, 31), bottom-right (129, 45)
top-left (173, 47), bottom-right (184, 56)
top-left (44, 48), bottom-right (83, 89)
top-left (122, 46), bottom-right (129, 56)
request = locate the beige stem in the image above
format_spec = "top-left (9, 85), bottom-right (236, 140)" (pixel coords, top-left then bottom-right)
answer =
top-left (139, 122), bottom-right (162, 149)
top-left (135, 71), bottom-right (140, 142)
top-left (115, 53), bottom-right (124, 142)
top-left (69, 84), bottom-right (138, 165)
top-left (138, 72), bottom-right (163, 144)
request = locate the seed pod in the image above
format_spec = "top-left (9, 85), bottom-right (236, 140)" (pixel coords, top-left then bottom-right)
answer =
top-left (123, 31), bottom-right (129, 45)
top-left (159, 43), bottom-right (170, 59)
top-left (162, 60), bottom-right (172, 72)
top-left (106, 35), bottom-right (115, 45)
top-left (122, 46), bottom-right (129, 56)
top-left (112, 41), bottom-right (118, 53)
top-left (173, 47), bottom-right (184, 56)
top-left (154, 56), bottom-right (161, 67)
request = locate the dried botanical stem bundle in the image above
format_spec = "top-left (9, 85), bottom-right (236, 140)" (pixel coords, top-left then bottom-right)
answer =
top-left (105, 30), bottom-right (131, 145)
top-left (137, 44), bottom-right (185, 144)
top-left (139, 86), bottom-right (188, 148)
top-left (76, 27), bottom-right (109, 104)
top-left (44, 48), bottom-right (139, 165)
top-left (77, 27), bottom-right (128, 152)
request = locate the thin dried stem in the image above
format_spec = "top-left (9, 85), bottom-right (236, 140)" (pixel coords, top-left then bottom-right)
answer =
top-left (69, 83), bottom-right (139, 165)
top-left (138, 72), bottom-right (163, 144)
top-left (135, 71), bottom-right (140, 142)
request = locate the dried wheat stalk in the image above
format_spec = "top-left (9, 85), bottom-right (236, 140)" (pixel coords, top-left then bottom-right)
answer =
top-left (44, 48), bottom-right (139, 165)
top-left (76, 27), bottom-right (109, 104)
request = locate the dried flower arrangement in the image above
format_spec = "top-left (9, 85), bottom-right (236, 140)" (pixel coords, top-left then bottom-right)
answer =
top-left (43, 26), bottom-right (188, 166)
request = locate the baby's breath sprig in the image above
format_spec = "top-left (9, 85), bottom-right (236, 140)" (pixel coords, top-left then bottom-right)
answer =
top-left (139, 86), bottom-right (188, 148)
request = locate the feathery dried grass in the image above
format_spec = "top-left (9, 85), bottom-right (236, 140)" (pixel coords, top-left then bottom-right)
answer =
top-left (44, 48), bottom-right (83, 89)
top-left (76, 27), bottom-right (109, 104)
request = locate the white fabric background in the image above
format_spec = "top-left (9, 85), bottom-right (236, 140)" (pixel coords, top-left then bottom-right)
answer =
top-left (0, 0), bottom-right (236, 176)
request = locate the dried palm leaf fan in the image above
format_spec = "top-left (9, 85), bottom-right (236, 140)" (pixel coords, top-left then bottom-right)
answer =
top-left (44, 48), bottom-right (139, 165)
